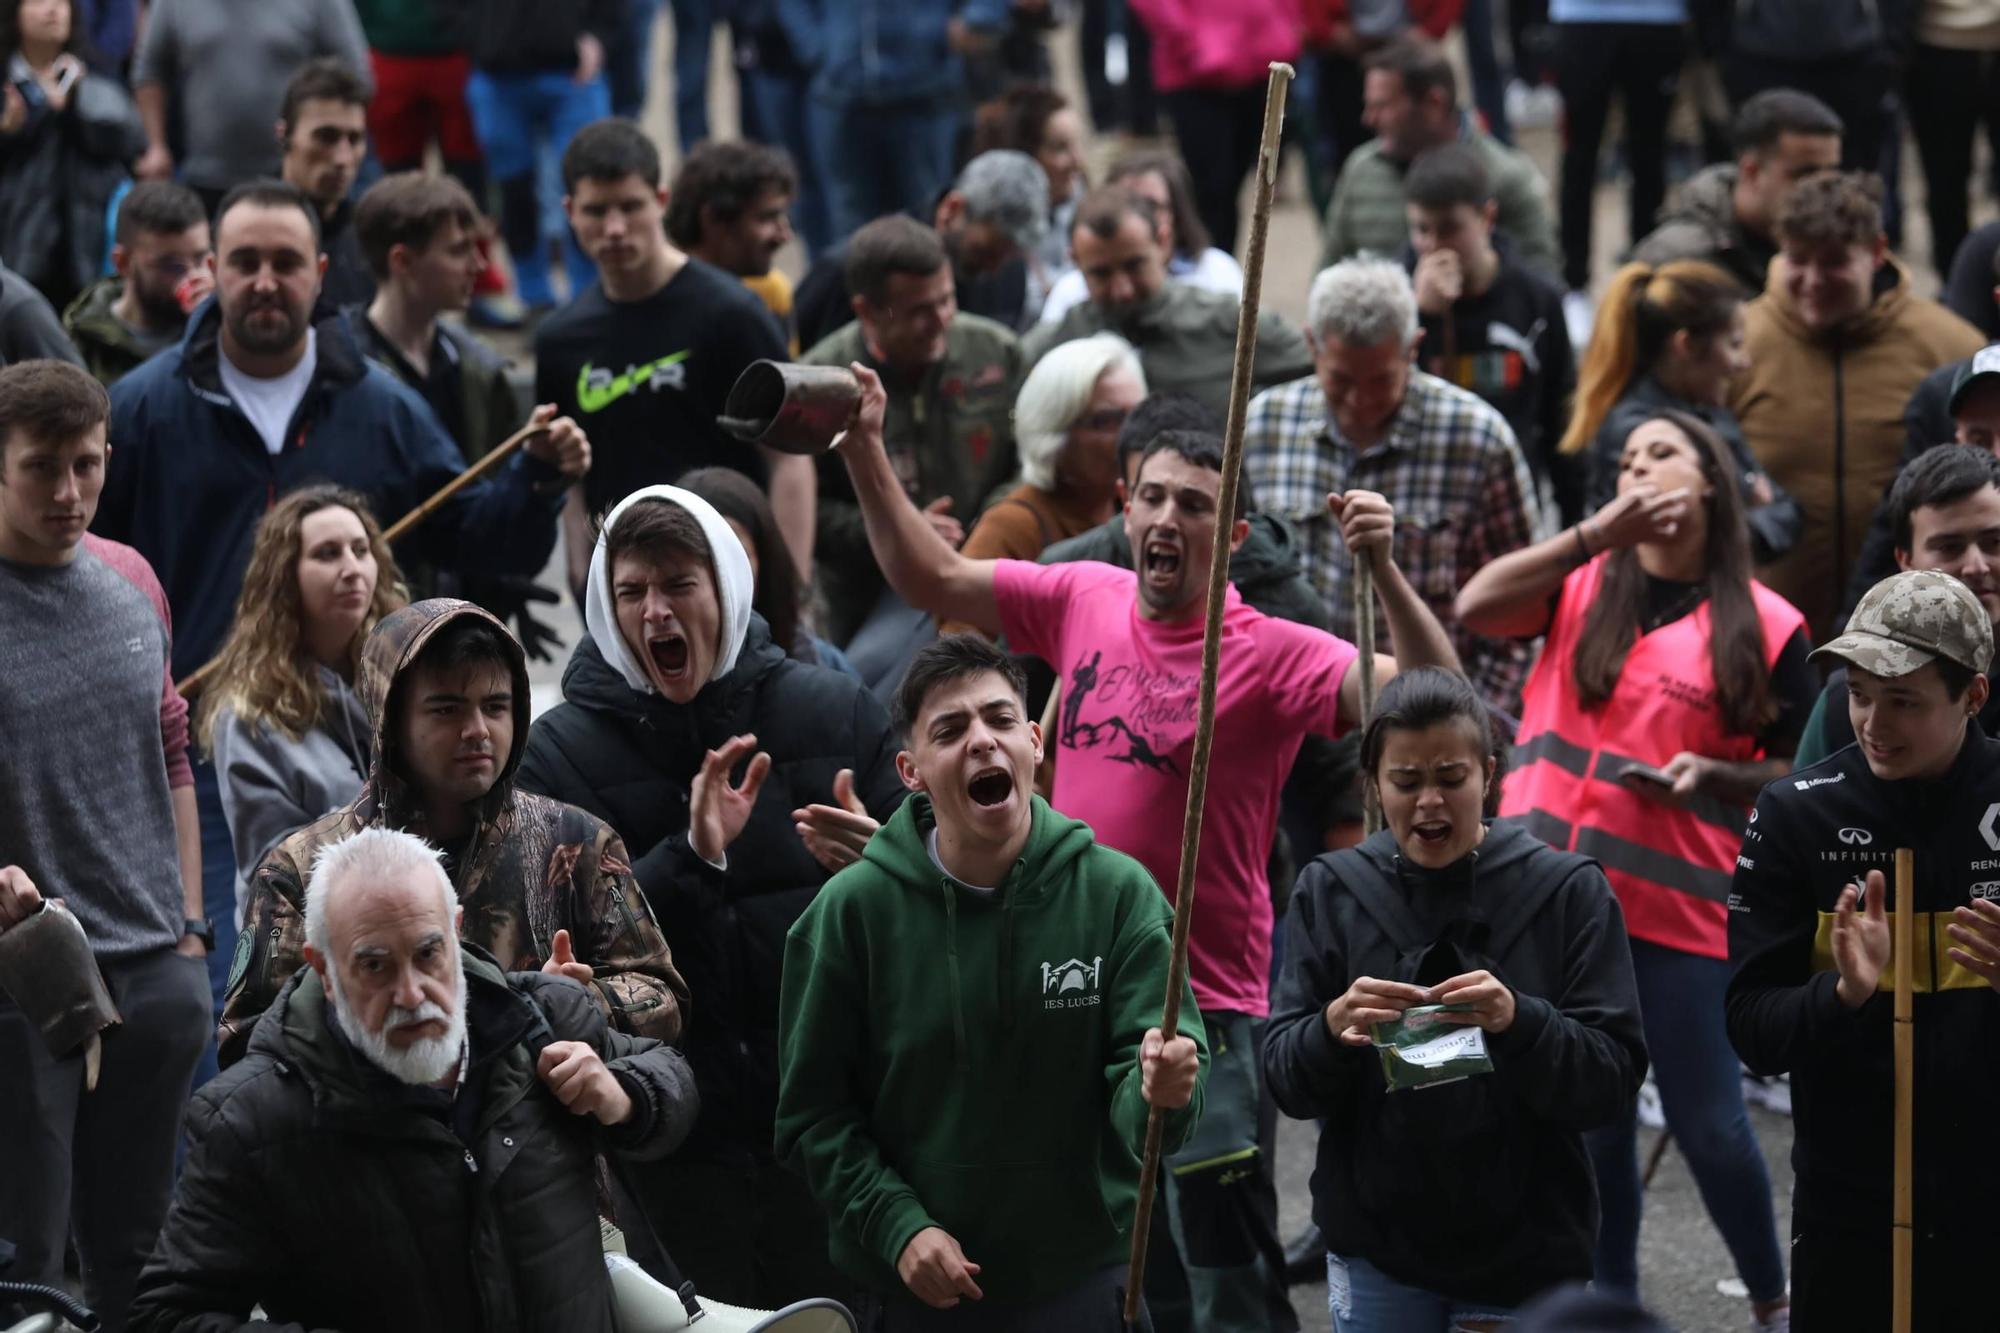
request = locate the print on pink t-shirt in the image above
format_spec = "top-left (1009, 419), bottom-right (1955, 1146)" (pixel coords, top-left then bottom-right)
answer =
top-left (994, 559), bottom-right (1356, 1015)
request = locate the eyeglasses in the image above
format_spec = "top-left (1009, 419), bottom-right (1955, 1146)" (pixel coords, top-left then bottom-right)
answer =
top-left (1076, 408), bottom-right (1130, 432)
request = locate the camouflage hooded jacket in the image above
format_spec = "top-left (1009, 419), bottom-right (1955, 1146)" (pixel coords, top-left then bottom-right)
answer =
top-left (218, 600), bottom-right (686, 1064)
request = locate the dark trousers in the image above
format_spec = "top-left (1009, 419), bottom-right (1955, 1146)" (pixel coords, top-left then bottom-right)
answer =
top-left (1903, 44), bottom-right (2000, 281)
top-left (1079, 0), bottom-right (1157, 136)
top-left (1585, 938), bottom-right (1787, 1305)
top-left (1313, 52), bottom-right (1369, 184)
top-left (865, 1264), bottom-right (1148, 1332)
top-left (620, 1152), bottom-right (850, 1311)
top-left (1553, 21), bottom-right (1686, 291)
top-left (1146, 1011), bottom-right (1297, 1333)
top-left (0, 947), bottom-right (212, 1333)
top-left (1791, 1214), bottom-right (1987, 1330)
top-left (1164, 84), bottom-right (1266, 256)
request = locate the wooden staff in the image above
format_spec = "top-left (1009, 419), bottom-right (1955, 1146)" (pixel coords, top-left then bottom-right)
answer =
top-left (1355, 556), bottom-right (1380, 834)
top-left (1122, 59), bottom-right (1295, 1330)
top-left (172, 419), bottom-right (549, 697)
top-left (1892, 846), bottom-right (1914, 1333)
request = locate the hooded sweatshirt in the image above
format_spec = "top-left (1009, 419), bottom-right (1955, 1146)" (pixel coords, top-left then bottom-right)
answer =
top-left (218, 599), bottom-right (686, 1063)
top-left (776, 794), bottom-right (1208, 1304)
top-left (1729, 258), bottom-right (1984, 637)
top-left (518, 483), bottom-right (905, 1163)
top-left (1263, 822), bottom-right (1647, 1307)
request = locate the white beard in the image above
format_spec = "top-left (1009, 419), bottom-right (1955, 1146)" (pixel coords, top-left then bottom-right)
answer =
top-left (327, 963), bottom-right (469, 1086)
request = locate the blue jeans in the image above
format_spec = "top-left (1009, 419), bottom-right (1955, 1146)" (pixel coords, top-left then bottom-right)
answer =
top-left (1585, 937), bottom-right (1787, 1303)
top-left (608, 0), bottom-right (662, 120)
top-left (1461, 0), bottom-right (1512, 145)
top-left (670, 0), bottom-right (713, 148)
top-left (465, 69), bottom-right (610, 306)
top-left (814, 95), bottom-right (959, 244)
top-left (1326, 1254), bottom-right (1516, 1331)
top-left (741, 67), bottom-right (833, 257)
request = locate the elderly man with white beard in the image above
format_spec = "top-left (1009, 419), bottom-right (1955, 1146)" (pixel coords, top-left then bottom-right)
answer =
top-left (127, 827), bottom-right (698, 1333)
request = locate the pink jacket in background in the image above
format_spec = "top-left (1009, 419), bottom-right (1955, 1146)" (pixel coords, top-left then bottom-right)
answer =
top-left (1127, 0), bottom-right (1305, 92)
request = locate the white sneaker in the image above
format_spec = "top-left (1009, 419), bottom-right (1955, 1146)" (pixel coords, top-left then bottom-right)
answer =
top-left (1563, 290), bottom-right (1595, 350)
top-left (1637, 1071), bottom-right (1665, 1130)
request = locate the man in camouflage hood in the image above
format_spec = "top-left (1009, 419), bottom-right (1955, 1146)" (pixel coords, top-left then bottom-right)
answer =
top-left (219, 599), bottom-right (684, 1063)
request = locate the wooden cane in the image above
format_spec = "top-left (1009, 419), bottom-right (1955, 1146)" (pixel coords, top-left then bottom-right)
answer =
top-left (171, 419), bottom-right (550, 698)
top-left (1354, 556), bottom-right (1381, 834)
top-left (1122, 59), bottom-right (1295, 1330)
top-left (1892, 847), bottom-right (1914, 1333)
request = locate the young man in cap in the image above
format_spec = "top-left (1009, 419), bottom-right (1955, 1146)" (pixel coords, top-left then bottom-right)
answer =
top-left (1728, 568), bottom-right (2000, 1328)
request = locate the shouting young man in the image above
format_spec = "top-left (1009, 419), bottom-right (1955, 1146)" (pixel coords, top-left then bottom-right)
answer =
top-left (777, 633), bottom-right (1204, 1331)
top-left (825, 364), bottom-right (1460, 1332)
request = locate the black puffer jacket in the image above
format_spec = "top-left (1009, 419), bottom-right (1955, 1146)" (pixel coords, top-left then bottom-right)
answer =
top-left (0, 68), bottom-right (144, 309)
top-left (1262, 821), bottom-right (1647, 1308)
top-left (516, 615), bottom-right (906, 1161)
top-left (128, 948), bottom-right (697, 1333)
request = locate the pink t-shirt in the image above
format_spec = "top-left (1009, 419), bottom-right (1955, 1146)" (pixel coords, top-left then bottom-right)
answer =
top-left (995, 559), bottom-right (1356, 1015)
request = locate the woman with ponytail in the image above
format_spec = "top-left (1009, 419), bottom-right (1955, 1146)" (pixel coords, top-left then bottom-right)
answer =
top-left (1561, 259), bottom-right (1801, 563)
top-left (1458, 410), bottom-right (1816, 1330)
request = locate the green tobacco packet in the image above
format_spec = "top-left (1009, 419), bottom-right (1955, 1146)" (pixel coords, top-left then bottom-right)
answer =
top-left (1370, 1003), bottom-right (1494, 1092)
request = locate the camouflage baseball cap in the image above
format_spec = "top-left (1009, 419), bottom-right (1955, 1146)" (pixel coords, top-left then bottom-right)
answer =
top-left (1812, 569), bottom-right (1994, 677)
top-left (1948, 343), bottom-right (2000, 414)
top-left (954, 150), bottom-right (1049, 254)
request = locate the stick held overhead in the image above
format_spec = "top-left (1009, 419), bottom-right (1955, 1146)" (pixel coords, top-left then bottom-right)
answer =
top-left (1122, 59), bottom-right (1296, 1332)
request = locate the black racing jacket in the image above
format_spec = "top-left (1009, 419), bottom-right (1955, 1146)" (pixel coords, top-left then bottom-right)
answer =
top-left (1726, 728), bottom-right (2000, 1231)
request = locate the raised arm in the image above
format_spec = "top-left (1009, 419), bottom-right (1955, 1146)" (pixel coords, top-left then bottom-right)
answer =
top-left (1456, 483), bottom-right (1690, 638)
top-left (1328, 489), bottom-right (1462, 730)
top-left (833, 364), bottom-right (1001, 634)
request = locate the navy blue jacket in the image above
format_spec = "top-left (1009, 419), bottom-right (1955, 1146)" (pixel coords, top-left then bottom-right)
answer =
top-left (96, 302), bottom-right (564, 678)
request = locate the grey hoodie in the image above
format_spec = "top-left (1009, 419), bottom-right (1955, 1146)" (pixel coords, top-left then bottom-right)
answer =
top-left (210, 665), bottom-right (370, 921)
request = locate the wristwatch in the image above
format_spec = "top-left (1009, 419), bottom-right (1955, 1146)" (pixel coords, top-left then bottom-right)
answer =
top-left (183, 916), bottom-right (215, 950)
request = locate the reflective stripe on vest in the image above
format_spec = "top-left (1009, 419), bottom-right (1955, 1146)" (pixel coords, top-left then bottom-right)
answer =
top-left (1497, 555), bottom-right (1805, 958)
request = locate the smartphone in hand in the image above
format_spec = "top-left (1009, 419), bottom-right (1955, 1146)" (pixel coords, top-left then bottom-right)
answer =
top-left (1617, 761), bottom-right (1676, 789)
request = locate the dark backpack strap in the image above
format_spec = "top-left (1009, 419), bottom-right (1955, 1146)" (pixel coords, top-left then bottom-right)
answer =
top-left (995, 495), bottom-right (1055, 548)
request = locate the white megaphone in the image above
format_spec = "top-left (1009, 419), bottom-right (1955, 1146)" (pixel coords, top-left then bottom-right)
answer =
top-left (605, 1254), bottom-right (858, 1333)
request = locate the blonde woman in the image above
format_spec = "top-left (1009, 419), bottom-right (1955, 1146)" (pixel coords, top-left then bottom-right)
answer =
top-left (198, 486), bottom-right (406, 920)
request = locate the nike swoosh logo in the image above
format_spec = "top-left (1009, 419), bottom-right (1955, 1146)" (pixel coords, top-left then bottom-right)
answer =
top-left (576, 351), bottom-right (692, 413)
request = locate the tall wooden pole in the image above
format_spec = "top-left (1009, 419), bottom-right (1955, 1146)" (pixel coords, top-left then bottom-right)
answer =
top-left (1892, 847), bottom-right (1915, 1333)
top-left (1122, 60), bottom-right (1294, 1329)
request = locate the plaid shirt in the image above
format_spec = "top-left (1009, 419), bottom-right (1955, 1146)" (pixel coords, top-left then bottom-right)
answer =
top-left (1243, 369), bottom-right (1548, 712)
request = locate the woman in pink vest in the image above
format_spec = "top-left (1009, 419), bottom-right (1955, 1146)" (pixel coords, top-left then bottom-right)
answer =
top-left (1457, 409), bottom-right (1813, 1331)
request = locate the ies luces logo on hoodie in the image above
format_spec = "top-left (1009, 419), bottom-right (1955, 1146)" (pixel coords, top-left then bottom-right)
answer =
top-left (1041, 957), bottom-right (1103, 1010)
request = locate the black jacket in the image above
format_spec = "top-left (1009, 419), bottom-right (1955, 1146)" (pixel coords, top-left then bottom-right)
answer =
top-left (1726, 731), bottom-right (2000, 1230)
top-left (1587, 374), bottom-right (1803, 565)
top-left (128, 948), bottom-right (697, 1333)
top-left (95, 302), bottom-right (564, 678)
top-left (1839, 357), bottom-right (1962, 621)
top-left (0, 68), bottom-right (145, 308)
top-left (515, 617), bottom-right (906, 1162)
top-left (1262, 822), bottom-right (1646, 1307)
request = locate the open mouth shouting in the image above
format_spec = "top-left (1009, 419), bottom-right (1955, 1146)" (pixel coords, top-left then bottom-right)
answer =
top-left (1141, 535), bottom-right (1183, 591)
top-left (967, 765), bottom-right (1015, 809)
top-left (647, 631), bottom-right (690, 682)
top-left (1411, 819), bottom-right (1453, 848)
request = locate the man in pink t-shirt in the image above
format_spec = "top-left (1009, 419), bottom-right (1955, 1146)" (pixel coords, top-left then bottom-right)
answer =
top-left (827, 362), bottom-right (1463, 1333)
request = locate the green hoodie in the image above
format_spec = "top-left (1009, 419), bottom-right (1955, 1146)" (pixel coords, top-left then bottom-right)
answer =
top-left (776, 793), bottom-right (1207, 1305)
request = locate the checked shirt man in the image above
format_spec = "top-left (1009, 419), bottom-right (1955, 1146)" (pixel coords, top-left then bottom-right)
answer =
top-left (1245, 257), bottom-right (1546, 715)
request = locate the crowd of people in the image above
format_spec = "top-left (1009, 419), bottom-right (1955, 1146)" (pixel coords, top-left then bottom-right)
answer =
top-left (6, 1), bottom-right (2000, 1331)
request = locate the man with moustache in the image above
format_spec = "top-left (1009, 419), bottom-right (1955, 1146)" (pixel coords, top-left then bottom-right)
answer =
top-left (1023, 187), bottom-right (1313, 421)
top-left (823, 364), bottom-right (1460, 1331)
top-left (96, 180), bottom-right (587, 1020)
top-left (219, 599), bottom-right (686, 1065)
top-left (129, 827), bottom-right (699, 1333)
